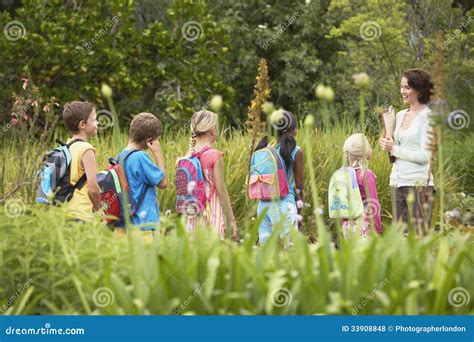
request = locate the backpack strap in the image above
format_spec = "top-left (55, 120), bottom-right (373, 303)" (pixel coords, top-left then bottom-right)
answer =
top-left (71, 173), bottom-right (87, 192)
top-left (117, 149), bottom-right (152, 216)
top-left (66, 138), bottom-right (85, 147)
top-left (131, 184), bottom-right (149, 216)
top-left (55, 138), bottom-right (85, 147)
top-left (192, 146), bottom-right (215, 159)
top-left (61, 138), bottom-right (87, 190)
top-left (118, 149), bottom-right (139, 164)
top-left (192, 146), bottom-right (216, 197)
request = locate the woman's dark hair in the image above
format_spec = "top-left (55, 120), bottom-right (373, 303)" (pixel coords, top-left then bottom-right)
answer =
top-left (255, 110), bottom-right (297, 169)
top-left (402, 68), bottom-right (434, 104)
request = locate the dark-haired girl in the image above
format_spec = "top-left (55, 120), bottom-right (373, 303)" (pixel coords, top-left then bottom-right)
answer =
top-left (254, 110), bottom-right (304, 244)
top-left (380, 68), bottom-right (435, 233)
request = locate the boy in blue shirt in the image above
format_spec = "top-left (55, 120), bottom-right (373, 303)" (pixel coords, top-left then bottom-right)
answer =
top-left (118, 113), bottom-right (167, 237)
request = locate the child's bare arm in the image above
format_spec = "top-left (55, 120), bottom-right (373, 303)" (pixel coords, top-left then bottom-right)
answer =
top-left (147, 139), bottom-right (167, 189)
top-left (294, 150), bottom-right (304, 201)
top-left (213, 156), bottom-right (238, 239)
top-left (82, 149), bottom-right (100, 211)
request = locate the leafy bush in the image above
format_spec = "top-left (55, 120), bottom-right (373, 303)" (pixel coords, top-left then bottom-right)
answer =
top-left (1, 1), bottom-right (472, 127)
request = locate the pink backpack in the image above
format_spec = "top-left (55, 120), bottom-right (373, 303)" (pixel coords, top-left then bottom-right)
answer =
top-left (175, 147), bottom-right (213, 216)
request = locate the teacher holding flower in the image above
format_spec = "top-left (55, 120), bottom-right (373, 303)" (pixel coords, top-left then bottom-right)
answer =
top-left (380, 69), bottom-right (435, 233)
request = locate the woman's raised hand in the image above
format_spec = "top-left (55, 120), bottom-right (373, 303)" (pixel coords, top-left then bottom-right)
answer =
top-left (380, 136), bottom-right (394, 152)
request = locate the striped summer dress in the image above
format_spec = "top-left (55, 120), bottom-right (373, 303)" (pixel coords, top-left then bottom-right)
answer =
top-left (185, 146), bottom-right (226, 235)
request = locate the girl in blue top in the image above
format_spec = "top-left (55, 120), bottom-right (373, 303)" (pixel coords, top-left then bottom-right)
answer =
top-left (254, 110), bottom-right (304, 244)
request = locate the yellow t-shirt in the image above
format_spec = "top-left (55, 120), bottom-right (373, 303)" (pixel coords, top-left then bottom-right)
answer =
top-left (64, 139), bottom-right (96, 222)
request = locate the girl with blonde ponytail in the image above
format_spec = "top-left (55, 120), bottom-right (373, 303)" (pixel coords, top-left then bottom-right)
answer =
top-left (342, 133), bottom-right (382, 236)
top-left (183, 110), bottom-right (238, 238)
top-left (343, 133), bottom-right (370, 174)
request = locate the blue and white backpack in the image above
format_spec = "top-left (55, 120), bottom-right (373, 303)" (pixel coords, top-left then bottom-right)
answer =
top-left (35, 139), bottom-right (87, 204)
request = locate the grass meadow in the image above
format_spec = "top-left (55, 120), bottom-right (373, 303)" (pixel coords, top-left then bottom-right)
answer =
top-left (1, 120), bottom-right (473, 315)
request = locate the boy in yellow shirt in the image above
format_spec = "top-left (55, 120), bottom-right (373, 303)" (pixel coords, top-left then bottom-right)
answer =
top-left (62, 101), bottom-right (100, 222)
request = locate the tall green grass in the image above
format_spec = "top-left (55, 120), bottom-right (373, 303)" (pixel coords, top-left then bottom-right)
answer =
top-left (1, 123), bottom-right (469, 236)
top-left (0, 123), bottom-right (472, 315)
top-left (0, 206), bottom-right (472, 315)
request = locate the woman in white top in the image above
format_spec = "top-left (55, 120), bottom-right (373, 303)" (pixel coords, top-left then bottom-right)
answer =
top-left (380, 69), bottom-right (435, 234)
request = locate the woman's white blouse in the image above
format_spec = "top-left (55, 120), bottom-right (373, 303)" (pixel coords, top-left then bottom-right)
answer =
top-left (389, 106), bottom-right (435, 187)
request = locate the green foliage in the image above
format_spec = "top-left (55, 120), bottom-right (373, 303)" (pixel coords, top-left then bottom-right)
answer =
top-left (0, 0), bottom-right (472, 316)
top-left (327, 0), bottom-right (474, 114)
top-left (0, 206), bottom-right (472, 315)
top-left (0, 114), bottom-right (472, 316)
top-left (1, 123), bottom-right (471, 236)
top-left (0, 0), bottom-right (233, 127)
top-left (1, 1), bottom-right (472, 127)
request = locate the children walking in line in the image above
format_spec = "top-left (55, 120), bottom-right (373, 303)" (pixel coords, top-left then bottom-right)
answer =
top-left (176, 110), bottom-right (238, 239)
top-left (250, 110), bottom-right (304, 244)
top-left (118, 113), bottom-right (167, 237)
top-left (62, 101), bottom-right (101, 222)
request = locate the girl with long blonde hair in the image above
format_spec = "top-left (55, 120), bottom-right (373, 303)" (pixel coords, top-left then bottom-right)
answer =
top-left (183, 110), bottom-right (238, 239)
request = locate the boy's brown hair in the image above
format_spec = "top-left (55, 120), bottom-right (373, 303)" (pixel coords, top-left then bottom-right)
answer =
top-left (130, 112), bottom-right (162, 147)
top-left (63, 101), bottom-right (95, 133)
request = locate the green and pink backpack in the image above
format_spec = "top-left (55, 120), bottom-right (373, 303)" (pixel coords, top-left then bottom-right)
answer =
top-left (328, 167), bottom-right (364, 219)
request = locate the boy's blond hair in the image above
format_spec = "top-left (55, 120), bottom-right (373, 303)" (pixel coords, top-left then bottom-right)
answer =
top-left (130, 113), bottom-right (162, 148)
